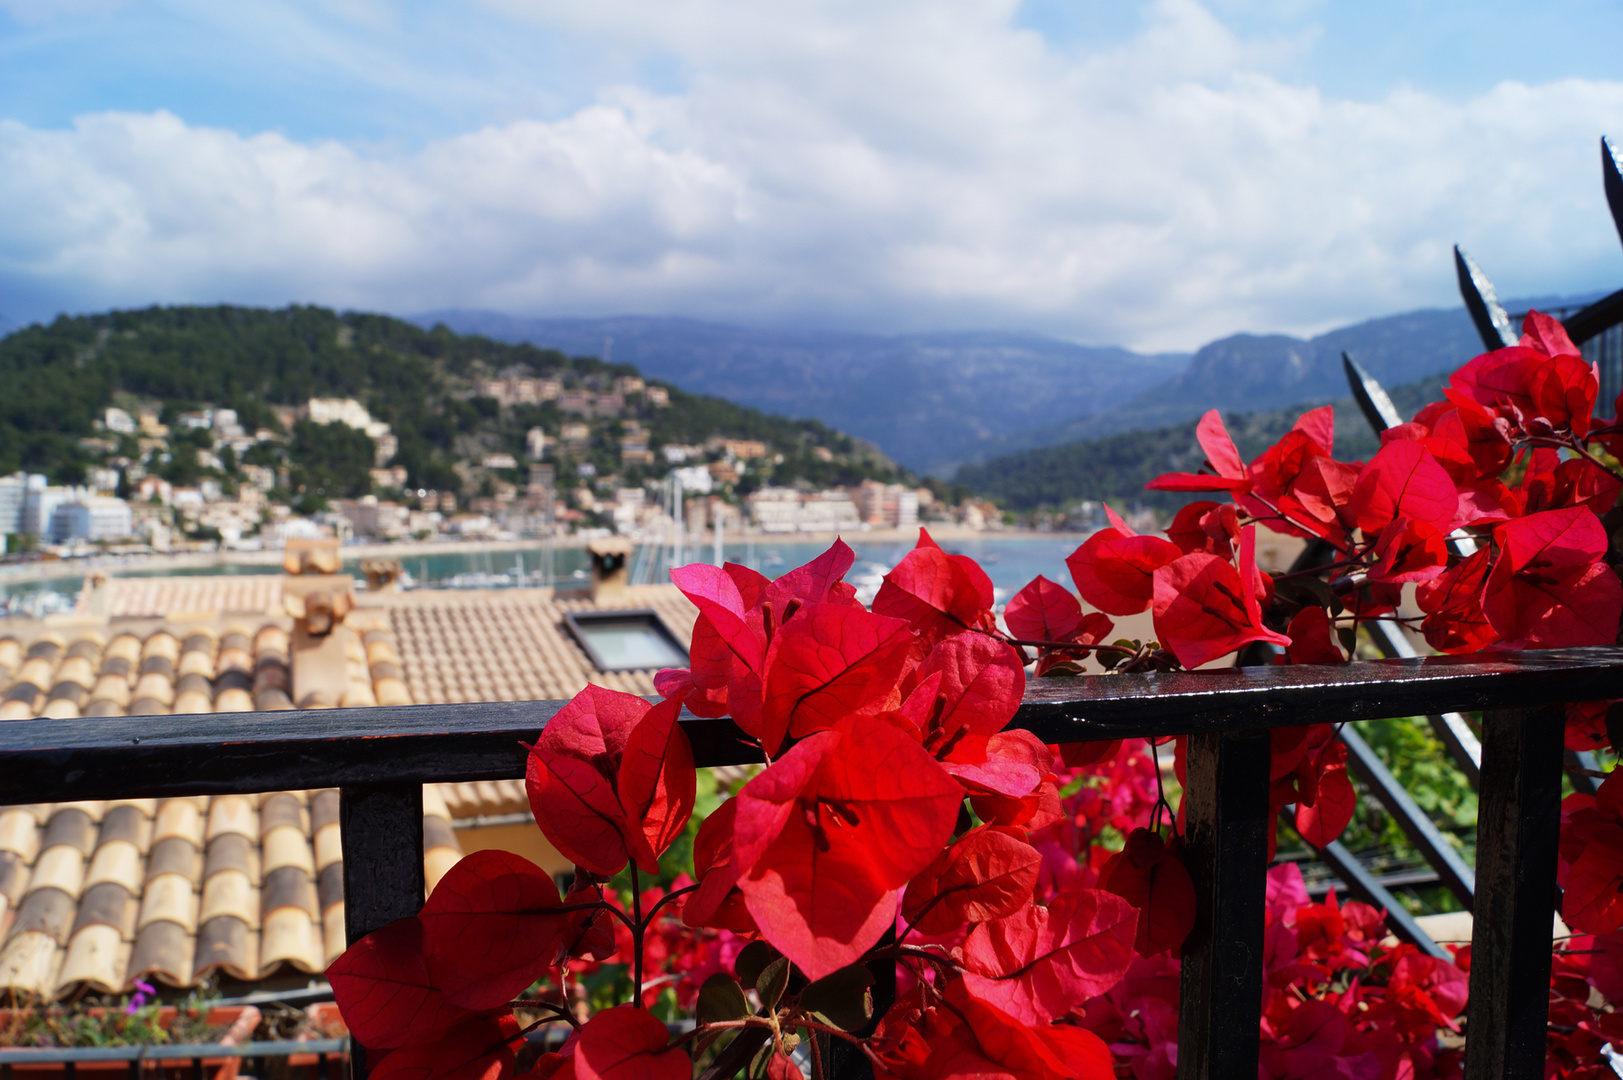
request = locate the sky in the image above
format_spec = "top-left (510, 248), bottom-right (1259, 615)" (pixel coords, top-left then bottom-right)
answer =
top-left (1, 0), bottom-right (1622, 351)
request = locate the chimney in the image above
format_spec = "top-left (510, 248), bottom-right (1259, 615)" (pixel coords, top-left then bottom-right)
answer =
top-left (587, 536), bottom-right (634, 603)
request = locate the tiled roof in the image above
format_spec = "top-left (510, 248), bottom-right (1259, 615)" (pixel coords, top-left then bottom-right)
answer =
top-left (0, 577), bottom-right (700, 1001)
top-left (83, 575), bottom-right (286, 619)
top-left (0, 789), bottom-right (463, 1000)
top-left (383, 585), bottom-right (697, 703)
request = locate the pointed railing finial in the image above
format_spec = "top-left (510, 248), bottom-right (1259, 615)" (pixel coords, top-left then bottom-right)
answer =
top-left (1342, 352), bottom-right (1402, 433)
top-left (1454, 244), bottom-right (1517, 351)
top-left (1603, 136), bottom-right (1623, 253)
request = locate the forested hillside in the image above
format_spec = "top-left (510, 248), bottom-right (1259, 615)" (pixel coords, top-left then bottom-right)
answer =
top-left (955, 373), bottom-right (1448, 511)
top-left (0, 306), bottom-right (901, 496)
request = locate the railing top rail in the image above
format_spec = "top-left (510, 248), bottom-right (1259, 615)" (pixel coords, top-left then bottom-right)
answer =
top-left (5, 647), bottom-right (1623, 804)
top-left (0, 1039), bottom-right (349, 1063)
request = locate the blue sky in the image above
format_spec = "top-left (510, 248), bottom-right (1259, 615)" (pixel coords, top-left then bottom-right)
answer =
top-left (1, 0), bottom-right (1621, 349)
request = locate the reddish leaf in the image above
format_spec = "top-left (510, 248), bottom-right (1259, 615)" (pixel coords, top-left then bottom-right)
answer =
top-left (1350, 440), bottom-right (1458, 535)
top-left (1483, 507), bottom-right (1623, 648)
top-left (971, 779), bottom-right (1063, 831)
top-left (670, 564), bottom-right (762, 669)
top-left (418, 850), bottom-right (571, 1010)
top-left (960, 887), bottom-right (1137, 1023)
top-left (1066, 530), bottom-right (1181, 616)
top-left (616, 696), bottom-right (697, 862)
top-left (655, 613), bottom-right (731, 717)
top-left (733, 717), bottom-right (964, 979)
top-left (574, 1005), bottom-right (689, 1080)
top-left (1059, 739), bottom-right (1122, 768)
top-left (1283, 606), bottom-right (1342, 665)
top-left (1295, 742), bottom-right (1356, 848)
top-left (902, 827), bottom-right (1041, 935)
top-left (1097, 829), bottom-right (1197, 957)
top-left (1004, 576), bottom-right (1083, 643)
top-left (684, 797), bottom-right (757, 934)
top-left (327, 917), bottom-right (467, 1050)
top-left (369, 1012), bottom-right (520, 1080)
top-left (873, 529), bottom-right (996, 645)
top-left (758, 601), bottom-right (916, 754)
top-left (525, 686), bottom-right (656, 877)
top-left (1150, 528), bottom-right (1290, 669)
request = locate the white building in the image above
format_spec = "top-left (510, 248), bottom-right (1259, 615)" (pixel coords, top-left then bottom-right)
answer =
top-left (672, 466), bottom-right (714, 495)
top-left (23, 477), bottom-right (71, 538)
top-left (747, 487), bottom-right (861, 533)
top-left (526, 427), bottom-right (548, 461)
top-left (48, 497), bottom-right (133, 542)
top-left (0, 473), bottom-right (27, 542)
top-left (104, 408), bottom-right (137, 435)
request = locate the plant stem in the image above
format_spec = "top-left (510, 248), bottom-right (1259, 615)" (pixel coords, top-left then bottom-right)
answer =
top-left (631, 863), bottom-right (645, 1008)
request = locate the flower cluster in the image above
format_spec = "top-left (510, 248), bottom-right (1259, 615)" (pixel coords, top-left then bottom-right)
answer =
top-left (325, 309), bottom-right (1623, 1075)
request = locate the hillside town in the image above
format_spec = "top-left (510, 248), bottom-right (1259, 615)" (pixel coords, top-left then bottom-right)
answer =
top-left (0, 392), bottom-right (1004, 560)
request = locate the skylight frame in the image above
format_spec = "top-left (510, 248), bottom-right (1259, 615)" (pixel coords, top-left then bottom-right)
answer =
top-left (562, 609), bottom-right (691, 673)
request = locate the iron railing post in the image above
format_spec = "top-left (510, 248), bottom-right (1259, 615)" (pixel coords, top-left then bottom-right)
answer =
top-left (1463, 705), bottom-right (1565, 1080)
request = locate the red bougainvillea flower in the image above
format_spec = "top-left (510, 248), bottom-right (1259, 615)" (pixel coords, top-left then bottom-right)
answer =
top-left (1350, 439), bottom-right (1458, 536)
top-left (1519, 453), bottom-right (1623, 518)
top-left (1414, 548), bottom-right (1497, 654)
top-left (1067, 506), bottom-right (1181, 616)
top-left (902, 826), bottom-right (1042, 935)
top-left (1283, 606), bottom-right (1343, 665)
top-left (327, 917), bottom-right (469, 1051)
top-left (1482, 506), bottom-right (1623, 648)
top-left (757, 600), bottom-right (915, 755)
top-left (731, 715), bottom-right (963, 979)
top-left (1293, 740), bottom-right (1357, 849)
top-left (368, 1011), bottom-right (521, 1080)
top-left (1446, 310), bottom-right (1599, 439)
top-left (899, 631), bottom-right (1025, 766)
top-left (959, 886), bottom-right (1137, 1023)
top-left (1366, 516), bottom-right (1449, 585)
top-left (1003, 575), bottom-right (1083, 643)
top-left (574, 1005), bottom-right (689, 1080)
top-left (1151, 526), bottom-right (1290, 669)
top-left (874, 529), bottom-right (996, 646)
top-left (525, 687), bottom-right (693, 877)
top-left (1097, 828), bottom-right (1196, 957)
top-left (1166, 500), bottom-right (1231, 557)
top-left (1145, 410), bottom-right (1254, 493)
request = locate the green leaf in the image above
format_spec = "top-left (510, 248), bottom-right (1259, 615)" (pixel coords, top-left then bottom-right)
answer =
top-left (796, 963), bottom-right (873, 1032)
top-left (735, 940), bottom-right (780, 990)
top-left (696, 973), bottom-right (751, 1025)
top-left (756, 957), bottom-right (790, 1011)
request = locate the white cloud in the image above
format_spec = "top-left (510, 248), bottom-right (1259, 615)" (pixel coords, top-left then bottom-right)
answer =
top-left (3, 0), bottom-right (1622, 349)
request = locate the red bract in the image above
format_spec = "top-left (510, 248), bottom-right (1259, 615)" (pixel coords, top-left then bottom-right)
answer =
top-left (732, 716), bottom-right (964, 979)
top-left (574, 1005), bottom-right (688, 1080)
top-left (327, 917), bottom-right (467, 1050)
top-left (960, 887), bottom-right (1137, 1023)
top-left (874, 529), bottom-right (996, 646)
top-left (1414, 548), bottom-right (1497, 654)
top-left (417, 850), bottom-right (571, 1010)
top-left (1283, 607), bottom-right (1343, 665)
top-left (903, 631), bottom-right (1025, 764)
top-left (683, 797), bottom-right (757, 935)
top-left (1151, 526), bottom-right (1290, 669)
top-left (1350, 439), bottom-right (1458, 535)
top-left (1004, 575), bottom-right (1083, 643)
top-left (759, 600), bottom-right (915, 754)
top-left (1066, 525), bottom-right (1180, 617)
top-left (902, 826), bottom-right (1042, 935)
top-left (1146, 410), bottom-right (1254, 493)
top-left (1097, 829), bottom-right (1197, 957)
top-left (1165, 501), bottom-right (1229, 557)
top-left (616, 696), bottom-right (697, 864)
top-left (525, 687), bottom-right (679, 876)
top-left (370, 1012), bottom-right (520, 1080)
top-left (1483, 507), bottom-right (1623, 648)
top-left (1366, 517), bottom-right (1449, 585)
top-left (1293, 741), bottom-right (1356, 849)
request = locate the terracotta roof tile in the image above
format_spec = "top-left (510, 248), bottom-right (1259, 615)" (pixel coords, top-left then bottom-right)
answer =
top-left (0, 577), bottom-right (700, 999)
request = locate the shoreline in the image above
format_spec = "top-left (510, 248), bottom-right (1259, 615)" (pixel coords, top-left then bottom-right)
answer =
top-left (0, 527), bottom-right (1090, 588)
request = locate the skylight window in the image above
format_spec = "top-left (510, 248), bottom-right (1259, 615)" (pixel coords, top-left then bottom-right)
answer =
top-left (564, 610), bottom-right (690, 672)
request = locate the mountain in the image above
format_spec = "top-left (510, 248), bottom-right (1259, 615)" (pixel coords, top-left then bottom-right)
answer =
top-left (955, 372), bottom-right (1452, 512)
top-left (412, 312), bottom-right (1190, 477)
top-left (1017, 290), bottom-right (1607, 449)
top-left (0, 305), bottom-right (903, 497)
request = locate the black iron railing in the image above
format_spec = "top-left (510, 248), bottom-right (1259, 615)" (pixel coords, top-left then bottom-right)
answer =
top-left (7, 648), bottom-right (1623, 1080)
